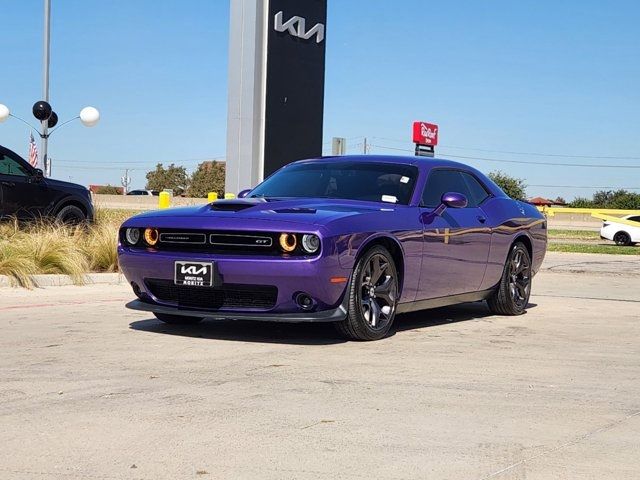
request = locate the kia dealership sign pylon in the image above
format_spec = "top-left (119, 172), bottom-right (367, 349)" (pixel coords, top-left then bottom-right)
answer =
top-left (226, 0), bottom-right (328, 193)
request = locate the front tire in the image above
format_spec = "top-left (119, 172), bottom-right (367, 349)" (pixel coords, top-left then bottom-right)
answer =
top-left (334, 246), bottom-right (399, 341)
top-left (613, 231), bottom-right (632, 246)
top-left (55, 205), bottom-right (86, 225)
top-left (487, 242), bottom-right (532, 316)
top-left (153, 312), bottom-right (203, 325)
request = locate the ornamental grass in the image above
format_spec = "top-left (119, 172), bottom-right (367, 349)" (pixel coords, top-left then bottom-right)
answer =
top-left (0, 208), bottom-right (131, 287)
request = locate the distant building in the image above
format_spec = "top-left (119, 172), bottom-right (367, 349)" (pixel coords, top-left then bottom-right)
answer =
top-left (528, 196), bottom-right (566, 207)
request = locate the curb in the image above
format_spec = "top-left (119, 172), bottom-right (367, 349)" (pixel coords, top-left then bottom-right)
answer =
top-left (0, 273), bottom-right (125, 288)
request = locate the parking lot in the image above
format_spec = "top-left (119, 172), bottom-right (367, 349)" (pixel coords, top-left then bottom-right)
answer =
top-left (1, 252), bottom-right (639, 479)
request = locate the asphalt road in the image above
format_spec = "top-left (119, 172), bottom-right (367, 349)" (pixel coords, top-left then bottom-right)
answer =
top-left (1, 252), bottom-right (639, 479)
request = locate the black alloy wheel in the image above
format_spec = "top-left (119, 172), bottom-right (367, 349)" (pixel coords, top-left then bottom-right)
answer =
top-left (335, 246), bottom-right (399, 341)
top-left (487, 242), bottom-right (532, 316)
top-left (614, 231), bottom-right (632, 246)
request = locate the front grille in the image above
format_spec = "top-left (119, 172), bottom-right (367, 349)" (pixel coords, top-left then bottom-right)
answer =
top-left (145, 279), bottom-right (277, 310)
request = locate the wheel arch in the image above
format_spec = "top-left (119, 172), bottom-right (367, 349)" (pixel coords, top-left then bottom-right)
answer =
top-left (512, 233), bottom-right (533, 259)
top-left (353, 234), bottom-right (405, 296)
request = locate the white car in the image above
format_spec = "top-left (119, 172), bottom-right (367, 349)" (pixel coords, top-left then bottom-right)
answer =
top-left (600, 215), bottom-right (640, 246)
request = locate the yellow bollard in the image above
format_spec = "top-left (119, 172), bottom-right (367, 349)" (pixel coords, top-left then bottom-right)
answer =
top-left (158, 191), bottom-right (171, 209)
top-left (224, 192), bottom-right (236, 199)
top-left (207, 192), bottom-right (218, 202)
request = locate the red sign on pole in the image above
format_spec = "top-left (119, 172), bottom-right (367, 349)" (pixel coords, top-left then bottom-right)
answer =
top-left (412, 121), bottom-right (439, 146)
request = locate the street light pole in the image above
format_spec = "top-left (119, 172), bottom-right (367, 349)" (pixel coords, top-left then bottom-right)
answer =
top-left (42, 0), bottom-right (51, 177)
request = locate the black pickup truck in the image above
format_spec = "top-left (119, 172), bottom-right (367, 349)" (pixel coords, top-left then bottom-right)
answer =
top-left (0, 144), bottom-right (94, 223)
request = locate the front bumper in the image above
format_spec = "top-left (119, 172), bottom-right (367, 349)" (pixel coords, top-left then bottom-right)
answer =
top-left (118, 246), bottom-right (351, 318)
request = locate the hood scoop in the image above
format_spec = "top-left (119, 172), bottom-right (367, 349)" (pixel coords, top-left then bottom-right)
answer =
top-left (209, 201), bottom-right (256, 212)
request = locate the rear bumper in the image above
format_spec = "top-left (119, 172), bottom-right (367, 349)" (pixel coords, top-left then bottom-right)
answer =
top-left (126, 299), bottom-right (348, 323)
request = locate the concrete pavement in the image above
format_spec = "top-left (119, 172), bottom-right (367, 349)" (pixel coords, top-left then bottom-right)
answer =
top-left (0, 252), bottom-right (639, 479)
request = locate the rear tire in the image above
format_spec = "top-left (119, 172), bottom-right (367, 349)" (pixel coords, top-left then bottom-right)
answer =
top-left (487, 242), bottom-right (532, 316)
top-left (334, 246), bottom-right (399, 341)
top-left (55, 205), bottom-right (86, 225)
top-left (154, 313), bottom-right (203, 325)
top-left (613, 231), bottom-right (632, 246)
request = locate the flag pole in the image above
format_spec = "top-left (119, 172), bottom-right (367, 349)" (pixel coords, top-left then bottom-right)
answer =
top-left (42, 0), bottom-right (51, 176)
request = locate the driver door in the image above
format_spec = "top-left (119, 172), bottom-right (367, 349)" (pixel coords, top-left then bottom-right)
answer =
top-left (417, 169), bottom-right (492, 300)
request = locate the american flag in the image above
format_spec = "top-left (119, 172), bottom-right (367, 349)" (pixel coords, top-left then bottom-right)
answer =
top-left (28, 133), bottom-right (38, 168)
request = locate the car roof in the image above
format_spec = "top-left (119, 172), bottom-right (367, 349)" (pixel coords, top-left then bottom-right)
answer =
top-left (296, 154), bottom-right (473, 169)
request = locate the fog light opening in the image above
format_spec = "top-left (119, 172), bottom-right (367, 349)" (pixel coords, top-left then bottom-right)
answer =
top-left (294, 292), bottom-right (315, 311)
top-left (131, 281), bottom-right (142, 298)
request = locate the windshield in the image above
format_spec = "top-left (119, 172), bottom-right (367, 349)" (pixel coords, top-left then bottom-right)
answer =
top-left (249, 161), bottom-right (418, 205)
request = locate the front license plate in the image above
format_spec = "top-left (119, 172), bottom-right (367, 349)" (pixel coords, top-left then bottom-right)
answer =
top-left (174, 261), bottom-right (214, 287)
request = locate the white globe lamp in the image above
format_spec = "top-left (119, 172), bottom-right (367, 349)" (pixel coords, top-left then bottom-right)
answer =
top-left (79, 106), bottom-right (100, 127)
top-left (0, 104), bottom-right (10, 123)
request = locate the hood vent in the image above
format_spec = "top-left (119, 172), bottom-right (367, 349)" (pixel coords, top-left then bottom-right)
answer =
top-left (273, 207), bottom-right (317, 214)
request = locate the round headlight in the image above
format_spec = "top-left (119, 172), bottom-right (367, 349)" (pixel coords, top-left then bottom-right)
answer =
top-left (301, 234), bottom-right (320, 253)
top-left (144, 227), bottom-right (159, 246)
top-left (279, 233), bottom-right (297, 252)
top-left (125, 228), bottom-right (140, 245)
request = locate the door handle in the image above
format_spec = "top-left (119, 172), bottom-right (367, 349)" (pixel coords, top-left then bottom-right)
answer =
top-left (477, 215), bottom-right (487, 223)
top-left (1, 181), bottom-right (15, 188)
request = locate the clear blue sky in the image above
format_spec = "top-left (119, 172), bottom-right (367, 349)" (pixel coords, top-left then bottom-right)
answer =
top-left (2, 0), bottom-right (639, 199)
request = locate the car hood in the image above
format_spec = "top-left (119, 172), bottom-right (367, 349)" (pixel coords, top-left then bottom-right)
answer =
top-left (125, 198), bottom-right (398, 229)
top-left (45, 177), bottom-right (89, 193)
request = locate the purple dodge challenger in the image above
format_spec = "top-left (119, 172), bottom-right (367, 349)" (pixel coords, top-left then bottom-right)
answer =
top-left (119, 155), bottom-right (546, 340)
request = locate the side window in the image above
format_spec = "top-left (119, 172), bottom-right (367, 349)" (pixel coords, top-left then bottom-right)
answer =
top-left (422, 169), bottom-right (477, 208)
top-left (0, 154), bottom-right (30, 177)
top-left (461, 172), bottom-right (490, 206)
top-left (628, 216), bottom-right (640, 223)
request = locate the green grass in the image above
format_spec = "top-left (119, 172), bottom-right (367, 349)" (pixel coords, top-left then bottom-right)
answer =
top-left (548, 243), bottom-right (640, 255)
top-left (548, 229), bottom-right (600, 240)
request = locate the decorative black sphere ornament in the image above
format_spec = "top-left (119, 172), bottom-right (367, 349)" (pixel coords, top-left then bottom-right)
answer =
top-left (47, 111), bottom-right (58, 128)
top-left (32, 101), bottom-right (52, 121)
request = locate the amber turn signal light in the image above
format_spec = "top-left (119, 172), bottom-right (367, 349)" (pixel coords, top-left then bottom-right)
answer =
top-left (144, 227), bottom-right (159, 246)
top-left (279, 233), bottom-right (297, 252)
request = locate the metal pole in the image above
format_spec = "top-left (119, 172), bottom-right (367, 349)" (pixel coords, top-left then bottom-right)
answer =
top-left (363, 137), bottom-right (368, 154)
top-left (42, 0), bottom-right (51, 176)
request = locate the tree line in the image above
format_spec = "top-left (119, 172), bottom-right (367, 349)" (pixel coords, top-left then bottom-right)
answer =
top-left (145, 161), bottom-right (226, 198)
top-left (487, 170), bottom-right (640, 209)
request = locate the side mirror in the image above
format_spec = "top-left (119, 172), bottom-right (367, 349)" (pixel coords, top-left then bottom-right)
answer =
top-left (441, 192), bottom-right (467, 209)
top-left (32, 168), bottom-right (44, 183)
top-left (238, 189), bottom-right (251, 199)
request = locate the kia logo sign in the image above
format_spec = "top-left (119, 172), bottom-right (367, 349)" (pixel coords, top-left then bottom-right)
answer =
top-left (180, 265), bottom-right (208, 276)
top-left (274, 11), bottom-right (325, 44)
top-left (412, 121), bottom-right (439, 146)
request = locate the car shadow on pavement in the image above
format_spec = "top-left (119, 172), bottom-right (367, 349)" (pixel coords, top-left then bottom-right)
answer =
top-left (129, 318), bottom-right (347, 345)
top-left (394, 301), bottom-right (538, 332)
top-left (394, 302), bottom-right (493, 332)
top-left (129, 301), bottom-right (536, 345)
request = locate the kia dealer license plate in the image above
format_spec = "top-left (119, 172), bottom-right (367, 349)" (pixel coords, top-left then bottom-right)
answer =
top-left (174, 261), bottom-right (214, 287)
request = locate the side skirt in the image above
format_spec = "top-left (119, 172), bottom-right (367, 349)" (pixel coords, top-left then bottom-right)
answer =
top-left (396, 288), bottom-right (495, 315)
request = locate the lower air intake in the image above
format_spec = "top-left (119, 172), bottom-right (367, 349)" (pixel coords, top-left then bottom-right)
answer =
top-left (145, 279), bottom-right (277, 310)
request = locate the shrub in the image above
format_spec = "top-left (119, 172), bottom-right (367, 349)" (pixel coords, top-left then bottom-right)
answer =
top-left (94, 185), bottom-right (122, 195)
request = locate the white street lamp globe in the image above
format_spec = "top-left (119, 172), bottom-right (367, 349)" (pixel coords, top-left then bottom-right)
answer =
top-left (0, 104), bottom-right (10, 123)
top-left (79, 106), bottom-right (100, 127)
